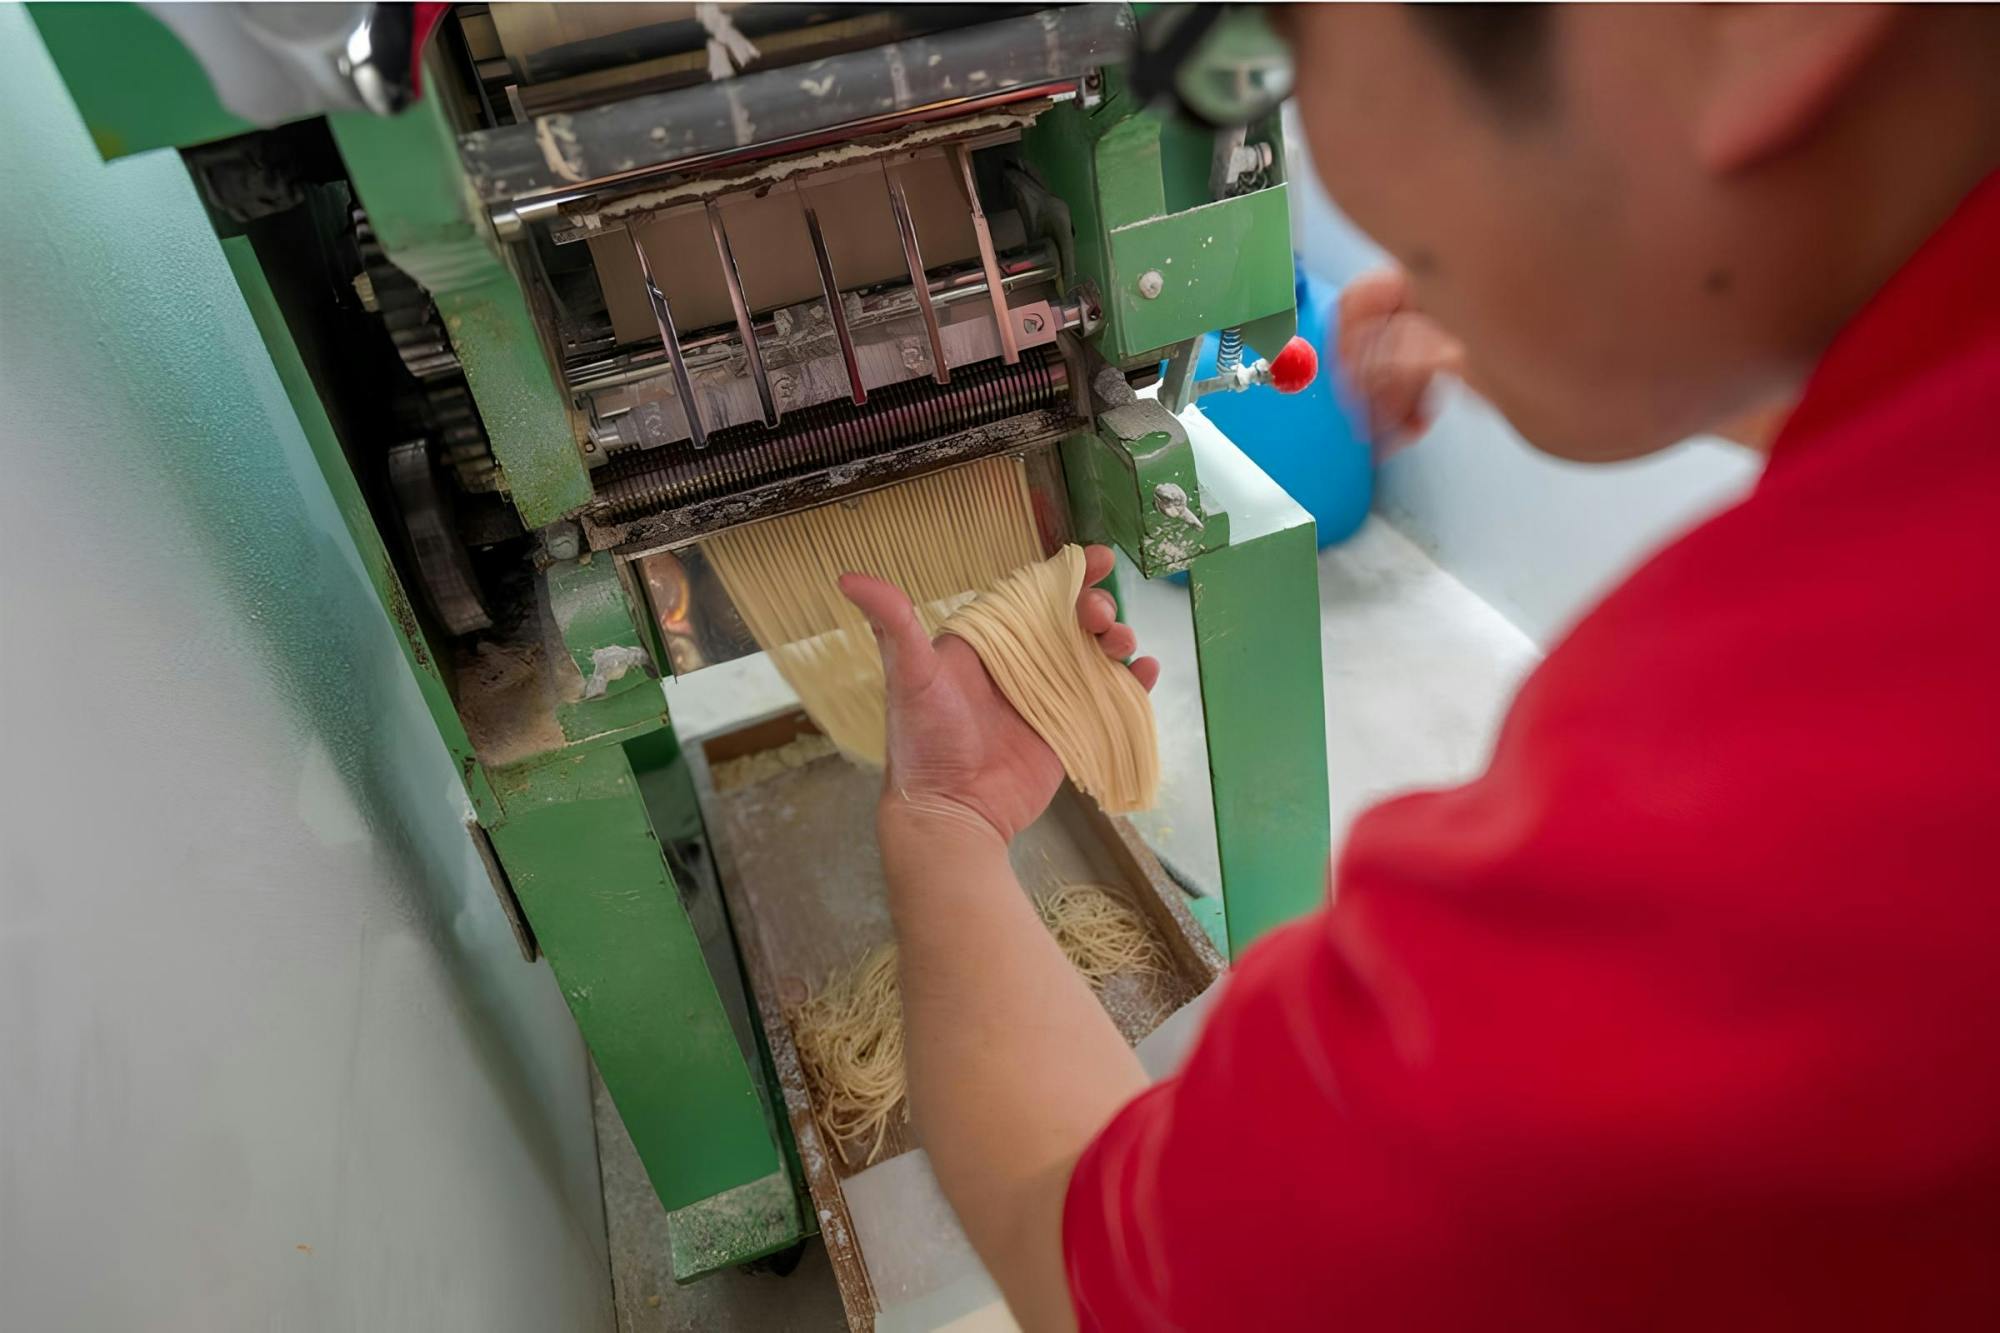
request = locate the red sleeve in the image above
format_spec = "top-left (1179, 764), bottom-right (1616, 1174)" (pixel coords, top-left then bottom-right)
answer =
top-left (1061, 337), bottom-right (2000, 1327)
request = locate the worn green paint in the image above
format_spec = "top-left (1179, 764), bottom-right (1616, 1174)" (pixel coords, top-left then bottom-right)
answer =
top-left (488, 745), bottom-right (787, 1212)
top-left (627, 734), bottom-right (813, 1275)
top-left (27, 2), bottom-right (254, 159)
top-left (221, 236), bottom-right (502, 823)
top-left (556, 679), bottom-right (669, 748)
top-left (330, 94), bottom-right (590, 528)
top-left (1062, 402), bottom-right (1228, 579)
top-left (548, 556), bottom-right (648, 685)
top-left (665, 1171), bottom-right (804, 1282)
top-left (1180, 426), bottom-right (1332, 955)
top-left (1106, 185), bottom-right (1295, 360)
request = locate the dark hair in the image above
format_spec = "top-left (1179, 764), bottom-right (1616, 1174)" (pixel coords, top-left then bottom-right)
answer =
top-left (1406, 4), bottom-right (1553, 116)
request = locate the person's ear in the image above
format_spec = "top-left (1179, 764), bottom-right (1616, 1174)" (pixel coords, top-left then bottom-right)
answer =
top-left (1696, 3), bottom-right (1899, 174)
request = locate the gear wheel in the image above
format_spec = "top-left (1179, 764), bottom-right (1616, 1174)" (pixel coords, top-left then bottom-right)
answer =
top-left (354, 209), bottom-right (503, 493)
top-left (389, 438), bottom-right (493, 636)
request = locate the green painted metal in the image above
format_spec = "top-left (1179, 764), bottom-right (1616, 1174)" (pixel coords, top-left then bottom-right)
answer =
top-left (1020, 75), bottom-right (1297, 364)
top-left (1184, 893), bottom-right (1228, 958)
top-left (488, 745), bottom-right (791, 1215)
top-left (548, 556), bottom-right (651, 690)
top-left (220, 236), bottom-right (502, 824)
top-left (27, 2), bottom-right (254, 159)
top-left (666, 1171), bottom-right (804, 1282)
top-left (330, 93), bottom-right (591, 529)
top-left (1063, 402), bottom-right (1229, 579)
top-left (1105, 186), bottom-right (1296, 360)
top-left (626, 732), bottom-right (815, 1274)
top-left (1183, 433), bottom-right (1332, 956)
top-left (556, 678), bottom-right (670, 749)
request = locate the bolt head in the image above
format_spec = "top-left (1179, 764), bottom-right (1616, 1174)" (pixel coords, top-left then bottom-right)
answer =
top-left (901, 345), bottom-right (925, 369)
top-left (773, 375), bottom-right (796, 400)
top-left (1022, 312), bottom-right (1045, 334)
top-left (1138, 269), bottom-right (1165, 300)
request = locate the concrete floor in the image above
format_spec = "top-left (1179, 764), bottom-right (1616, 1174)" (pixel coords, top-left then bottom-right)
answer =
top-left (624, 514), bottom-right (1539, 1329)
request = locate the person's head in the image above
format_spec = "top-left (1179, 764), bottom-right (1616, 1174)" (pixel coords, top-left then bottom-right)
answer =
top-left (1279, 3), bottom-right (2000, 460)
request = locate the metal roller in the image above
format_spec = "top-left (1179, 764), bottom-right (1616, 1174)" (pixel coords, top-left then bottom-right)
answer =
top-left (592, 345), bottom-right (1066, 519)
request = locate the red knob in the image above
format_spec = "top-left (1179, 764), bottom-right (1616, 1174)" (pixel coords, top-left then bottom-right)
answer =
top-left (1268, 336), bottom-right (1318, 394)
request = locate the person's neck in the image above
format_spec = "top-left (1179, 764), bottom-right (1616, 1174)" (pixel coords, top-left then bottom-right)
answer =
top-left (1782, 11), bottom-right (2000, 372)
top-left (1723, 11), bottom-right (2000, 452)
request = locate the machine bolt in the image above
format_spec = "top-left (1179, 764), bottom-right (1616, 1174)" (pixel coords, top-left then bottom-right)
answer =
top-left (901, 343), bottom-right (926, 370)
top-left (1152, 482), bottom-right (1206, 531)
top-left (773, 374), bottom-right (796, 401)
top-left (544, 521), bottom-right (582, 563)
top-left (1138, 269), bottom-right (1165, 300)
top-left (1022, 311), bottom-right (1046, 334)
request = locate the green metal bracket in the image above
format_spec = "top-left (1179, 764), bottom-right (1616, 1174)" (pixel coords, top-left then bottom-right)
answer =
top-left (1063, 399), bottom-right (1229, 579)
top-left (28, 2), bottom-right (255, 159)
top-left (330, 91), bottom-right (591, 529)
top-left (548, 555), bottom-right (652, 696)
top-left (219, 235), bottom-right (503, 824)
top-left (1104, 186), bottom-right (1296, 359)
top-left (487, 746), bottom-right (796, 1228)
top-left (1020, 76), bottom-right (1297, 364)
top-left (543, 553), bottom-right (671, 748)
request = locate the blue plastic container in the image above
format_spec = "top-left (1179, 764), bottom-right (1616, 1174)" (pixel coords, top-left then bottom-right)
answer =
top-left (1191, 263), bottom-right (1372, 549)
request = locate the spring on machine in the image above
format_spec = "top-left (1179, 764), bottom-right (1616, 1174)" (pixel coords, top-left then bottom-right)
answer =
top-left (1216, 326), bottom-right (1244, 373)
top-left (592, 346), bottom-right (1069, 520)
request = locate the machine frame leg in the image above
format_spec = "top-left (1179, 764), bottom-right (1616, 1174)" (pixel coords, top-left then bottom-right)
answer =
top-left (486, 743), bottom-right (803, 1276)
top-left (1188, 521), bottom-right (1331, 957)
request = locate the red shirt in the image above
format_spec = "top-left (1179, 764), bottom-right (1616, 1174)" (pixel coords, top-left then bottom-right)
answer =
top-left (1065, 172), bottom-right (2000, 1330)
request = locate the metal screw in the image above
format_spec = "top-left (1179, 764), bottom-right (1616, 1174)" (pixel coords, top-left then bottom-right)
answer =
top-left (773, 374), bottom-right (796, 401)
top-left (1021, 311), bottom-right (1046, 334)
top-left (1152, 482), bottom-right (1205, 531)
top-left (1138, 269), bottom-right (1164, 300)
top-left (901, 344), bottom-right (925, 370)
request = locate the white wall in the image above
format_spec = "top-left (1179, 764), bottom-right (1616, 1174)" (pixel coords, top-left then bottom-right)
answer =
top-left (1284, 105), bottom-right (1762, 645)
top-left (0, 9), bottom-right (614, 1330)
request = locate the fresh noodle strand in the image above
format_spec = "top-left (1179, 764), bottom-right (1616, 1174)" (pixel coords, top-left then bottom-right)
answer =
top-left (789, 884), bottom-right (1169, 1167)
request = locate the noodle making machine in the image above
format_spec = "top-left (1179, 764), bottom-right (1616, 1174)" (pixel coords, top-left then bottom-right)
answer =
top-left (34, 0), bottom-right (1331, 1287)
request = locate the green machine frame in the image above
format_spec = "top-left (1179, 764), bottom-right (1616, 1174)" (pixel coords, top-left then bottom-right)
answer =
top-left (32, 3), bottom-right (1331, 1278)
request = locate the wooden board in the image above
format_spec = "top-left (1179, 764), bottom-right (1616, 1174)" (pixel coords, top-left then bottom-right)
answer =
top-left (690, 710), bottom-right (1224, 1332)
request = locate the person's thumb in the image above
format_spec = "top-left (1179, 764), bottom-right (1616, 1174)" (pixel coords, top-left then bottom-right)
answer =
top-left (837, 573), bottom-right (938, 696)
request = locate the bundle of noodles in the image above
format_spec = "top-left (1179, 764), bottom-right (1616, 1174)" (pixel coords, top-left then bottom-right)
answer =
top-left (789, 884), bottom-right (1169, 1167)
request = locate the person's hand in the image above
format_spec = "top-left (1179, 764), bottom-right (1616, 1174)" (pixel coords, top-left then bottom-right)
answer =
top-left (1337, 266), bottom-right (1466, 455)
top-left (838, 545), bottom-right (1158, 847)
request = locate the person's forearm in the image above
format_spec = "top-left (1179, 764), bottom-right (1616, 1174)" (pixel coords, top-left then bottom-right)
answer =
top-left (879, 803), bottom-right (1146, 1331)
